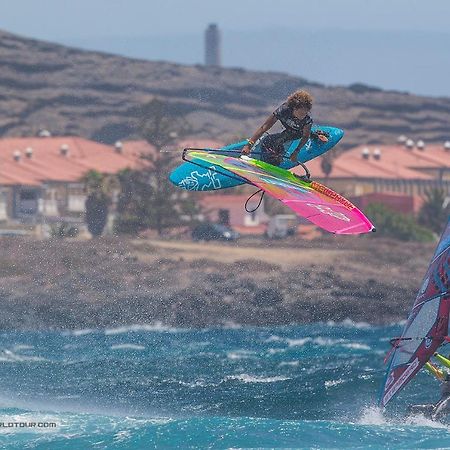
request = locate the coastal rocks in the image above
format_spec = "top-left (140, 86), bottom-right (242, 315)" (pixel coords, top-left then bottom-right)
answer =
top-left (0, 237), bottom-right (429, 330)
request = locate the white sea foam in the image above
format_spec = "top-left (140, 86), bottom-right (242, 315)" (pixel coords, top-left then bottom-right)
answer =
top-left (104, 322), bottom-right (186, 335)
top-left (55, 395), bottom-right (81, 400)
top-left (12, 344), bottom-right (34, 351)
top-left (406, 414), bottom-right (449, 429)
top-left (357, 406), bottom-right (389, 426)
top-left (113, 429), bottom-right (132, 443)
top-left (285, 336), bottom-right (345, 347)
top-left (226, 350), bottom-right (255, 360)
top-left (359, 373), bottom-right (375, 381)
top-left (267, 348), bottom-right (285, 355)
top-left (358, 405), bottom-right (449, 429)
top-left (326, 318), bottom-right (404, 329)
top-left (0, 349), bottom-right (46, 363)
top-left (265, 335), bottom-right (283, 343)
top-left (276, 335), bottom-right (371, 352)
top-left (225, 374), bottom-right (290, 383)
top-left (65, 328), bottom-right (96, 336)
top-left (173, 379), bottom-right (212, 388)
top-left (313, 337), bottom-right (346, 346)
top-left (279, 361), bottom-right (300, 367)
top-left (110, 344), bottom-right (145, 351)
top-left (286, 337), bottom-right (312, 347)
top-left (277, 336), bottom-right (363, 348)
top-left (342, 318), bottom-right (372, 329)
top-left (342, 343), bottom-right (371, 351)
top-left (63, 344), bottom-right (79, 350)
top-left (326, 319), bottom-right (372, 329)
top-left (325, 378), bottom-right (346, 388)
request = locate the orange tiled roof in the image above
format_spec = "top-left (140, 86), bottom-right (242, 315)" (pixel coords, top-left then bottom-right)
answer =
top-left (0, 135), bottom-right (226, 187)
top-left (0, 136), bottom-right (144, 186)
top-left (199, 194), bottom-right (265, 228)
top-left (120, 138), bottom-right (225, 161)
top-left (296, 144), bottom-right (448, 180)
top-left (120, 140), bottom-right (157, 159)
top-left (200, 195), bottom-right (252, 218)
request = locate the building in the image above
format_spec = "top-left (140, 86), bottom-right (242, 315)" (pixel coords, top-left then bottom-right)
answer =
top-left (199, 194), bottom-right (268, 235)
top-left (0, 135), bottom-right (230, 234)
top-left (205, 23), bottom-right (221, 66)
top-left (294, 141), bottom-right (450, 213)
top-left (0, 136), bottom-right (144, 227)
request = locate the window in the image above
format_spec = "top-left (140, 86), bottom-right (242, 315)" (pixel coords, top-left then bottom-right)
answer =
top-left (20, 190), bottom-right (37, 201)
top-left (68, 195), bottom-right (87, 212)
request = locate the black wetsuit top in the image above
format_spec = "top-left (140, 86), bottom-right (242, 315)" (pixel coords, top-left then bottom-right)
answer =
top-left (260, 102), bottom-right (313, 165)
top-left (273, 103), bottom-right (313, 139)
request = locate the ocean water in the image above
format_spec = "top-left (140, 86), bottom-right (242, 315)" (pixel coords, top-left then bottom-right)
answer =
top-left (0, 322), bottom-right (449, 449)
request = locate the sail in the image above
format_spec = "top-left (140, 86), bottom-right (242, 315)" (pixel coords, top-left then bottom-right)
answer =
top-left (380, 216), bottom-right (450, 407)
top-left (183, 150), bottom-right (375, 235)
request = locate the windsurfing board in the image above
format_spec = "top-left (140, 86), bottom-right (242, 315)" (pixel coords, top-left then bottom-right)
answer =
top-left (169, 125), bottom-right (343, 191)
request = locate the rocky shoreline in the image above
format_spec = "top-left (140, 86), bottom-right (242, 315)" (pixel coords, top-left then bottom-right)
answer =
top-left (0, 236), bottom-right (435, 330)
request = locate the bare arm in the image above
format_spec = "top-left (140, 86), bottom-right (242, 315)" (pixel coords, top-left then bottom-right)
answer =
top-left (241, 114), bottom-right (278, 155)
top-left (290, 123), bottom-right (312, 162)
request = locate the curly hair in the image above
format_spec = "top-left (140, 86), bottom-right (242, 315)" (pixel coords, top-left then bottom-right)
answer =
top-left (286, 90), bottom-right (313, 110)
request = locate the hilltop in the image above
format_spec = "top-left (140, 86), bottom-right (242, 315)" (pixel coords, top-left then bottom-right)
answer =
top-left (0, 29), bottom-right (450, 147)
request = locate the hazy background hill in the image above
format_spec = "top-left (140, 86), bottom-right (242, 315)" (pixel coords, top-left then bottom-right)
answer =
top-left (1, 29), bottom-right (450, 147)
top-left (3, 0), bottom-right (450, 97)
top-left (63, 29), bottom-right (450, 98)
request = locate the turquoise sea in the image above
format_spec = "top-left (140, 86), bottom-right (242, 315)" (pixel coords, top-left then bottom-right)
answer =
top-left (1, 322), bottom-right (449, 449)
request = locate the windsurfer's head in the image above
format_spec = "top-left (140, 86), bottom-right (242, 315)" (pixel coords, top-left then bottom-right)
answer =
top-left (287, 90), bottom-right (313, 119)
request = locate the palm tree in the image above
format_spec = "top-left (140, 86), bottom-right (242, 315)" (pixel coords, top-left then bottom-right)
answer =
top-left (320, 153), bottom-right (333, 183)
top-left (138, 98), bottom-right (198, 236)
top-left (82, 170), bottom-right (117, 237)
top-left (418, 188), bottom-right (450, 234)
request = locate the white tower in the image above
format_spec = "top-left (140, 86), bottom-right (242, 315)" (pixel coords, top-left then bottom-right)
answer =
top-left (205, 24), bottom-right (221, 66)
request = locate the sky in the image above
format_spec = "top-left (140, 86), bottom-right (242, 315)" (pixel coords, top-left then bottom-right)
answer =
top-left (0, 0), bottom-right (449, 97)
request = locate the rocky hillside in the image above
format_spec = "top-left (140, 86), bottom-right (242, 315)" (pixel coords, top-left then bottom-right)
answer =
top-left (0, 29), bottom-right (449, 147)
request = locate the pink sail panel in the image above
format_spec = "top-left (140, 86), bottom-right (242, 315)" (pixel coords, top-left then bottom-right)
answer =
top-left (183, 150), bottom-right (375, 235)
top-left (281, 179), bottom-right (373, 235)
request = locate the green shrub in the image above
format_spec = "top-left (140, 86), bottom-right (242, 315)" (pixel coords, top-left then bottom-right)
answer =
top-left (366, 203), bottom-right (434, 242)
top-left (50, 222), bottom-right (79, 239)
top-left (418, 188), bottom-right (450, 234)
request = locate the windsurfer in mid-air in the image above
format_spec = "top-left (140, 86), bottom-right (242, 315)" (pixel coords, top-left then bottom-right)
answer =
top-left (409, 353), bottom-right (450, 420)
top-left (240, 90), bottom-right (328, 168)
